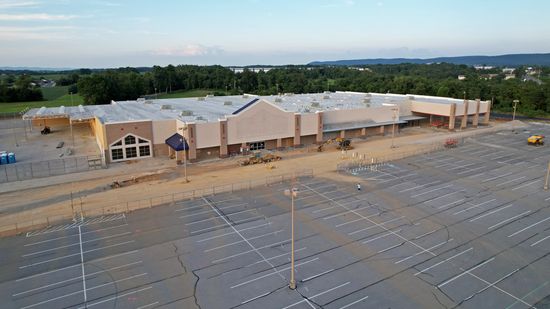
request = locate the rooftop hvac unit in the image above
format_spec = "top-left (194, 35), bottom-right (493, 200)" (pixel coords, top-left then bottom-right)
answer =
top-left (224, 101), bottom-right (232, 105)
top-left (311, 102), bottom-right (320, 107)
top-left (363, 98), bottom-right (371, 104)
top-left (137, 97), bottom-right (145, 102)
top-left (323, 95), bottom-right (330, 99)
top-left (242, 94), bottom-right (249, 98)
top-left (303, 108), bottom-right (311, 113)
top-left (274, 97), bottom-right (283, 103)
top-left (408, 95), bottom-right (415, 100)
top-left (144, 100), bottom-right (153, 104)
top-left (324, 91), bottom-right (331, 94)
top-left (284, 93), bottom-right (294, 96)
top-left (365, 93), bottom-right (372, 97)
top-left (206, 94), bottom-right (214, 98)
top-left (197, 97), bottom-right (205, 101)
top-left (181, 110), bottom-right (193, 116)
top-left (161, 105), bottom-right (172, 110)
top-left (195, 116), bottom-right (205, 121)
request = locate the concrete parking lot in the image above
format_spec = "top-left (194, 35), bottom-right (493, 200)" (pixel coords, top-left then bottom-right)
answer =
top-left (0, 123), bottom-right (549, 308)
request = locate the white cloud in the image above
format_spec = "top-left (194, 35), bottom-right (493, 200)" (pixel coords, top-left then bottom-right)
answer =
top-left (0, 1), bottom-right (40, 9)
top-left (0, 13), bottom-right (79, 21)
top-left (153, 44), bottom-right (224, 57)
top-left (0, 26), bottom-right (74, 40)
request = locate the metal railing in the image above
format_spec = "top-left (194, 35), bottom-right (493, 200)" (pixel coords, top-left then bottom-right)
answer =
top-left (0, 155), bottom-right (104, 183)
top-left (0, 169), bottom-right (313, 237)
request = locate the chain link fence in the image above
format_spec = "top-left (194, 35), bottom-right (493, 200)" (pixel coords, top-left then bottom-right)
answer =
top-left (0, 155), bottom-right (103, 183)
top-left (0, 169), bottom-right (313, 237)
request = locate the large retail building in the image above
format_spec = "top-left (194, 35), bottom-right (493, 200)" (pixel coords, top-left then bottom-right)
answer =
top-left (23, 92), bottom-right (491, 163)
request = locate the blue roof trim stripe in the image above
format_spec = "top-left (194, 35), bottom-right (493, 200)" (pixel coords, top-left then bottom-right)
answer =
top-left (232, 98), bottom-right (259, 115)
top-left (165, 133), bottom-right (189, 151)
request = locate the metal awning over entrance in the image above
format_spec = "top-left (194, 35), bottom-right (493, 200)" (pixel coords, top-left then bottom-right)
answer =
top-left (165, 133), bottom-right (189, 151)
top-left (323, 119), bottom-right (407, 133)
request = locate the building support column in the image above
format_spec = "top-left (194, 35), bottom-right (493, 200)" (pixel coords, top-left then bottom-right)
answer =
top-left (187, 123), bottom-right (197, 161)
top-left (361, 128), bottom-right (366, 137)
top-left (219, 119), bottom-right (228, 158)
top-left (473, 99), bottom-right (480, 128)
top-left (316, 111), bottom-right (323, 143)
top-left (379, 125), bottom-right (385, 135)
top-left (460, 99), bottom-right (469, 130)
top-left (339, 130), bottom-right (345, 138)
top-left (276, 138), bottom-right (282, 148)
top-left (448, 103), bottom-right (456, 131)
top-left (483, 99), bottom-right (492, 125)
top-left (294, 114), bottom-right (301, 146)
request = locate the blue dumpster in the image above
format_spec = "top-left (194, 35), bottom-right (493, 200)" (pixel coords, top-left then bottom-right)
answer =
top-left (0, 153), bottom-right (7, 165)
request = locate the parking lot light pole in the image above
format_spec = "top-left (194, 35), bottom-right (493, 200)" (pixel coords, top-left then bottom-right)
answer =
top-left (284, 187), bottom-right (298, 289)
top-left (179, 125), bottom-right (189, 183)
top-left (544, 160), bottom-right (550, 190)
top-left (512, 99), bottom-right (519, 133)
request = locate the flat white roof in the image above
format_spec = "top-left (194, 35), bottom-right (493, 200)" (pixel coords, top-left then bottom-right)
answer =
top-left (23, 91), bottom-right (477, 124)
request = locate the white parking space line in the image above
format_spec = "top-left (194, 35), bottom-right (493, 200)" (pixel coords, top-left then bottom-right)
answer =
top-left (531, 235), bottom-right (550, 247)
top-left (185, 216), bottom-right (218, 226)
top-left (398, 181), bottom-right (441, 193)
top-left (78, 226), bottom-right (87, 305)
top-left (230, 258), bottom-right (319, 289)
top-left (204, 229), bottom-right (284, 252)
top-left (24, 233), bottom-right (79, 247)
top-left (76, 286), bottom-right (153, 309)
top-left (196, 222), bottom-right (271, 243)
top-left (191, 223), bottom-right (229, 234)
top-left (437, 199), bottom-right (466, 210)
top-left (241, 292), bottom-right (271, 305)
top-left (466, 270), bottom-right (533, 308)
top-left (453, 199), bottom-right (496, 215)
top-left (437, 257), bottom-right (494, 288)
top-left (457, 166), bottom-right (485, 175)
top-left (348, 216), bottom-right (402, 236)
top-left (481, 172), bottom-right (515, 183)
top-left (410, 185), bottom-right (453, 198)
top-left (395, 239), bottom-right (453, 264)
top-left (212, 238), bottom-right (290, 263)
top-left (413, 229), bottom-right (438, 240)
top-left (19, 252), bottom-right (80, 269)
top-left (179, 209), bottom-right (213, 218)
top-left (248, 247), bottom-right (307, 267)
top-left (508, 217), bottom-right (550, 237)
top-left (136, 302), bottom-right (160, 309)
top-left (378, 242), bottom-right (405, 253)
top-left (496, 176), bottom-right (527, 187)
top-left (322, 204), bottom-right (377, 220)
top-left (414, 247), bottom-right (473, 276)
top-left (301, 268), bottom-right (335, 282)
top-left (447, 163), bottom-right (478, 171)
top-left (338, 295), bottom-right (370, 309)
top-left (335, 214), bottom-right (381, 228)
top-left (488, 211), bottom-right (531, 230)
top-left (281, 282), bottom-right (350, 309)
top-left (362, 229), bottom-right (402, 244)
top-left (512, 179), bottom-right (542, 191)
top-left (469, 204), bottom-right (515, 222)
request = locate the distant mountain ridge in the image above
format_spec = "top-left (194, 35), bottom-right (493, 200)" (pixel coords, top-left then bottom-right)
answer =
top-left (308, 53), bottom-right (550, 67)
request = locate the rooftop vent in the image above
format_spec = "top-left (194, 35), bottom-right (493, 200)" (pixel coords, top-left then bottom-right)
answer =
top-left (160, 104), bottom-right (172, 110)
top-left (224, 101), bottom-right (232, 106)
top-left (197, 97), bottom-right (205, 101)
top-left (181, 110), bottom-right (193, 116)
top-left (274, 97), bottom-right (283, 103)
top-left (242, 94), bottom-right (249, 98)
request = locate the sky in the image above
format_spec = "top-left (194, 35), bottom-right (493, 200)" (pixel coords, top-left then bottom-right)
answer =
top-left (1, 0), bottom-right (549, 68)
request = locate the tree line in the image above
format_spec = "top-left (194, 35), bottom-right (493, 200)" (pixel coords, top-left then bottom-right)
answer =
top-left (0, 75), bottom-right (43, 102)
top-left (2, 63), bottom-right (549, 116)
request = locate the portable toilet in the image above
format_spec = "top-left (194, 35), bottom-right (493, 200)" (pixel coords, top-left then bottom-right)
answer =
top-left (0, 153), bottom-right (7, 165)
top-left (8, 152), bottom-right (16, 164)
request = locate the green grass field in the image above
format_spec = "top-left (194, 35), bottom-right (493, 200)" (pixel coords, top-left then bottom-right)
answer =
top-left (41, 86), bottom-right (69, 100)
top-left (157, 89), bottom-right (225, 99)
top-left (0, 93), bottom-right (83, 113)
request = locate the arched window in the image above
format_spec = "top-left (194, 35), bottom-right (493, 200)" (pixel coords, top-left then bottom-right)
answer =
top-left (110, 134), bottom-right (152, 162)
